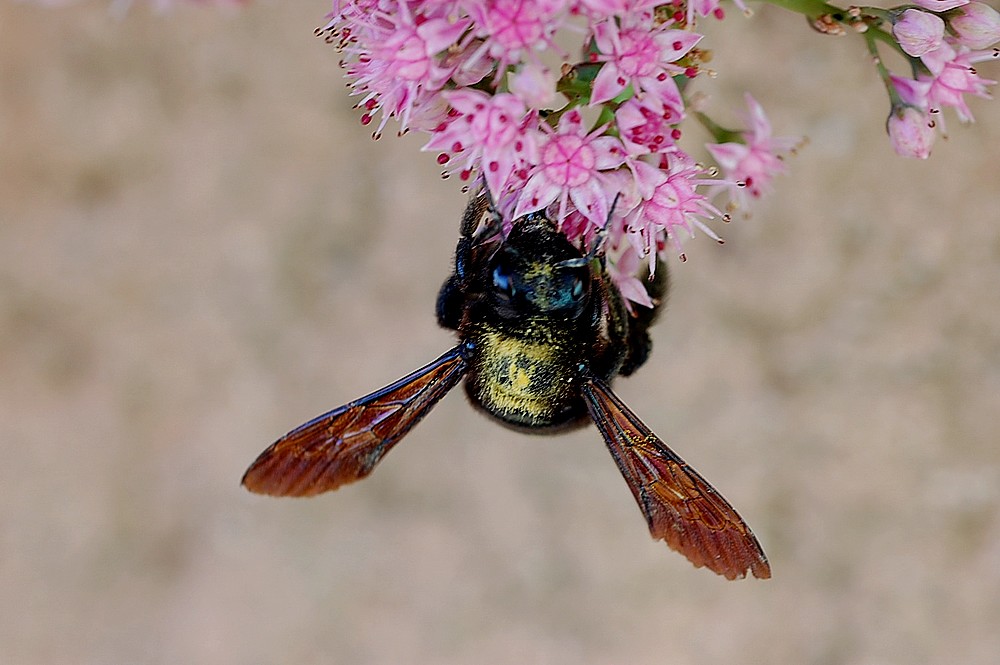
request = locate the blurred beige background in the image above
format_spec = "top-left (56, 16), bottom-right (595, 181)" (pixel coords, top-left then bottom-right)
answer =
top-left (2, 2), bottom-right (999, 664)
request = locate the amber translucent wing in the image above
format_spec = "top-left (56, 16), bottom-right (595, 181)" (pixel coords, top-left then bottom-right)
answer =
top-left (581, 378), bottom-right (771, 580)
top-left (242, 347), bottom-right (467, 497)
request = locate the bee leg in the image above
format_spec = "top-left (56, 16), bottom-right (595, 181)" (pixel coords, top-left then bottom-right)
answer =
top-left (588, 274), bottom-right (630, 382)
top-left (436, 274), bottom-right (464, 331)
top-left (619, 257), bottom-right (669, 377)
top-left (455, 189), bottom-right (501, 280)
top-left (438, 188), bottom-right (501, 331)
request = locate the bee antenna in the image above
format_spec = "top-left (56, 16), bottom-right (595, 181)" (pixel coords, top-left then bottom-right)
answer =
top-left (479, 182), bottom-right (504, 232)
top-left (583, 193), bottom-right (621, 262)
top-left (557, 257), bottom-right (590, 269)
top-left (608, 193), bottom-right (622, 219)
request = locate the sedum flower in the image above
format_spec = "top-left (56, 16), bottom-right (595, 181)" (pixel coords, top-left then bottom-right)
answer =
top-left (607, 243), bottom-right (655, 310)
top-left (589, 16), bottom-right (702, 107)
top-left (687, 0), bottom-right (749, 24)
top-left (508, 63), bottom-right (559, 110)
top-left (624, 153), bottom-right (725, 265)
top-left (424, 90), bottom-right (539, 198)
top-left (892, 9), bottom-right (945, 57)
top-left (706, 94), bottom-right (799, 211)
top-left (616, 94), bottom-right (684, 155)
top-left (514, 109), bottom-right (627, 227)
top-left (317, 0), bottom-right (786, 289)
top-left (949, 2), bottom-right (1000, 50)
top-left (343, 2), bottom-right (470, 136)
top-left (921, 41), bottom-right (997, 123)
top-left (462, 0), bottom-right (568, 77)
top-left (887, 106), bottom-right (936, 159)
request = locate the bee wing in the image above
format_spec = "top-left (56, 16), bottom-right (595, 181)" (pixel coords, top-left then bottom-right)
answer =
top-left (242, 347), bottom-right (468, 497)
top-left (581, 378), bottom-right (771, 580)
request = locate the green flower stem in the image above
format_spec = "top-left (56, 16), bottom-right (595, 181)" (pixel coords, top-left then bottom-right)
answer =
top-left (866, 23), bottom-right (912, 65)
top-left (864, 29), bottom-right (905, 108)
top-left (694, 111), bottom-right (743, 144)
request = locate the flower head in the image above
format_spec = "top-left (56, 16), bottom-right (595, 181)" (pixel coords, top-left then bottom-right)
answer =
top-left (921, 41), bottom-right (997, 123)
top-left (949, 2), bottom-right (1000, 50)
top-left (590, 16), bottom-right (702, 107)
top-left (887, 106), bottom-right (936, 159)
top-left (625, 153), bottom-right (725, 265)
top-left (425, 90), bottom-right (538, 198)
top-left (463, 0), bottom-right (568, 76)
top-left (318, 0), bottom-right (811, 284)
top-left (343, 3), bottom-right (470, 136)
top-left (514, 109), bottom-right (627, 227)
top-left (892, 9), bottom-right (945, 58)
top-left (616, 94), bottom-right (684, 155)
top-left (706, 94), bottom-right (799, 211)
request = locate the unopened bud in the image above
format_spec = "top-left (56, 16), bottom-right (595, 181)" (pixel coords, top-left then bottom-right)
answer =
top-left (509, 63), bottom-right (557, 110)
top-left (887, 106), bottom-right (935, 159)
top-left (949, 2), bottom-right (1000, 50)
top-left (892, 9), bottom-right (945, 57)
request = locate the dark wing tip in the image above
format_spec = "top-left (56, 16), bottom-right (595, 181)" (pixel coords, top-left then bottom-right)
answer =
top-left (241, 346), bottom-right (468, 499)
top-left (650, 512), bottom-right (771, 580)
top-left (581, 377), bottom-right (771, 581)
top-left (240, 440), bottom-right (337, 497)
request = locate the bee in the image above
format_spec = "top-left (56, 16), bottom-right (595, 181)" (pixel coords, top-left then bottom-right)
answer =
top-left (242, 190), bottom-right (771, 580)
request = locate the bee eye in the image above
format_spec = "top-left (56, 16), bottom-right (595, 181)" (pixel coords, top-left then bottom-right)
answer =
top-left (565, 266), bottom-right (590, 305)
top-left (492, 259), bottom-right (515, 297)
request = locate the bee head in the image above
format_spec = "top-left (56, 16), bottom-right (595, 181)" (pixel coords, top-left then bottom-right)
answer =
top-left (487, 215), bottom-right (593, 319)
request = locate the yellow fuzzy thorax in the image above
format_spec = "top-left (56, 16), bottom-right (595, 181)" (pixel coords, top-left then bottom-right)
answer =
top-left (471, 327), bottom-right (576, 426)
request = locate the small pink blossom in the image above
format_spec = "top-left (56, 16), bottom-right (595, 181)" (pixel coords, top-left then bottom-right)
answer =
top-left (616, 95), bottom-right (684, 155)
top-left (508, 63), bottom-right (558, 110)
top-left (442, 39), bottom-right (495, 87)
top-left (463, 0), bottom-right (567, 76)
top-left (624, 154), bottom-right (725, 265)
top-left (424, 90), bottom-right (538, 198)
top-left (949, 2), bottom-right (1000, 50)
top-left (344, 3), bottom-right (470, 135)
top-left (514, 109), bottom-right (627, 227)
top-left (891, 74), bottom-right (933, 109)
top-left (892, 9), bottom-right (945, 58)
top-left (921, 41), bottom-right (997, 123)
top-left (887, 106), bottom-right (936, 158)
top-left (608, 243), bottom-right (655, 309)
top-left (589, 16), bottom-right (702, 106)
top-left (706, 94), bottom-right (798, 210)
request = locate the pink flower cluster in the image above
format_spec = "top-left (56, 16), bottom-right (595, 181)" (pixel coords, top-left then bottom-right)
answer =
top-left (886, 2), bottom-right (1000, 158)
top-left (320, 0), bottom-right (797, 299)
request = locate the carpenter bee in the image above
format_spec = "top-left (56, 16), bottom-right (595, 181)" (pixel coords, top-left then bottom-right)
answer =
top-left (242, 190), bottom-right (770, 580)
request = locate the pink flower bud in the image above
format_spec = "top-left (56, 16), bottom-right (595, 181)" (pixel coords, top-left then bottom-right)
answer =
top-left (912, 0), bottom-right (968, 10)
top-left (949, 2), bottom-right (1000, 50)
top-left (508, 64), bottom-right (557, 110)
top-left (893, 9), bottom-right (946, 57)
top-left (887, 107), bottom-right (935, 159)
